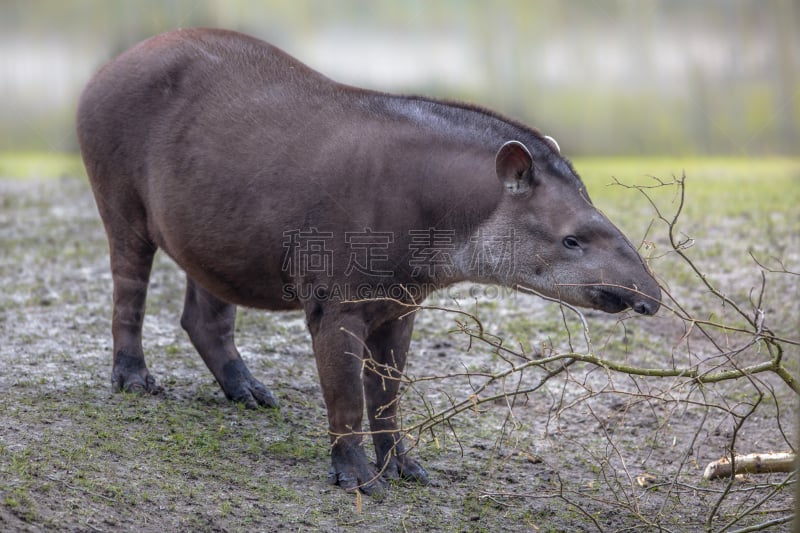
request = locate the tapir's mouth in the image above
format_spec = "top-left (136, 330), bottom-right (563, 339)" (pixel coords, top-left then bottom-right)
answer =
top-left (592, 286), bottom-right (660, 315)
top-left (591, 289), bottom-right (629, 314)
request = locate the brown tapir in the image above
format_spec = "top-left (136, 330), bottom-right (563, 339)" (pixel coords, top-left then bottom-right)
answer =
top-left (76, 28), bottom-right (661, 495)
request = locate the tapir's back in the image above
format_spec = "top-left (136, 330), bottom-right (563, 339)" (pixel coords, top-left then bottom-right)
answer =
top-left (77, 29), bottom-right (332, 187)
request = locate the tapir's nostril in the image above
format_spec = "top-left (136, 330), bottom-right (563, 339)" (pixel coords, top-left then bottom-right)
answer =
top-left (633, 301), bottom-right (654, 315)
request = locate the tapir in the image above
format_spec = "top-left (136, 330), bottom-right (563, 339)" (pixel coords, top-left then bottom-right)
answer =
top-left (76, 28), bottom-right (661, 495)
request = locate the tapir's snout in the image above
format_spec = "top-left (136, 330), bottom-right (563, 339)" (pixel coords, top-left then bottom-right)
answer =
top-left (594, 238), bottom-right (662, 316)
top-left (591, 277), bottom-right (661, 316)
top-left (617, 279), bottom-right (662, 316)
top-left (631, 271), bottom-right (662, 316)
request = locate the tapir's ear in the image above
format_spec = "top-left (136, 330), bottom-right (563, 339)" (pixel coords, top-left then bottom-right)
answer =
top-left (496, 140), bottom-right (534, 194)
top-left (543, 135), bottom-right (560, 153)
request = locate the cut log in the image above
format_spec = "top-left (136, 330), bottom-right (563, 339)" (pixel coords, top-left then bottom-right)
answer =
top-left (703, 452), bottom-right (796, 480)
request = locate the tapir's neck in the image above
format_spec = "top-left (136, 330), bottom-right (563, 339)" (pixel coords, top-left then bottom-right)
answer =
top-left (367, 94), bottom-right (541, 155)
top-left (330, 90), bottom-right (585, 289)
top-left (348, 95), bottom-right (540, 283)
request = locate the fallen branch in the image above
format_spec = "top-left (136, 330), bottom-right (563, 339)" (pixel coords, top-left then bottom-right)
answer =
top-left (703, 452), bottom-right (797, 480)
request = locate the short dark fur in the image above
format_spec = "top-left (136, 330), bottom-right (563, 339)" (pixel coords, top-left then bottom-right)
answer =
top-left (373, 94), bottom-right (582, 184)
top-left (77, 28), bottom-right (660, 496)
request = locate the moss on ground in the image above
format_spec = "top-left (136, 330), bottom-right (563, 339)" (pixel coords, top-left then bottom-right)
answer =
top-left (0, 156), bottom-right (797, 531)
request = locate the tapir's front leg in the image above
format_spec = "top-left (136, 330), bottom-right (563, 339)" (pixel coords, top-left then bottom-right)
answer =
top-left (305, 301), bottom-right (385, 496)
top-left (181, 277), bottom-right (278, 409)
top-left (364, 316), bottom-right (429, 484)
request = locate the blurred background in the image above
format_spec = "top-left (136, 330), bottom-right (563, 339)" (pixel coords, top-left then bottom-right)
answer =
top-left (1, 0), bottom-right (797, 156)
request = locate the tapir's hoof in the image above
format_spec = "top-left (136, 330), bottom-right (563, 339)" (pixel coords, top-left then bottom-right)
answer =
top-left (112, 351), bottom-right (162, 395)
top-left (328, 446), bottom-right (387, 497)
top-left (224, 377), bottom-right (279, 409)
top-left (380, 456), bottom-right (430, 485)
top-left (220, 359), bottom-right (279, 409)
top-left (112, 371), bottom-right (162, 395)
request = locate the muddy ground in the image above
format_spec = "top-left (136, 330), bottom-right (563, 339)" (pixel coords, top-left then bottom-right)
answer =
top-left (0, 173), bottom-right (797, 532)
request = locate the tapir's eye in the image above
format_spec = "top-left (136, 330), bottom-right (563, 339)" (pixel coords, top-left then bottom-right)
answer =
top-left (563, 236), bottom-right (581, 250)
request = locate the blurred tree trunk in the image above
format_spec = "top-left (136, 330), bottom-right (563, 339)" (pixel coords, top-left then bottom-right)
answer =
top-left (773, 0), bottom-right (797, 154)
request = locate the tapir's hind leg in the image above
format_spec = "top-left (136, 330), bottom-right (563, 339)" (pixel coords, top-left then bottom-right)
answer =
top-left (180, 276), bottom-right (278, 408)
top-left (105, 217), bottom-right (160, 394)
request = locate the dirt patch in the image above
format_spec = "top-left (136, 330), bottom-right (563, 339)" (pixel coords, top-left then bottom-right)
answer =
top-left (1, 175), bottom-right (797, 532)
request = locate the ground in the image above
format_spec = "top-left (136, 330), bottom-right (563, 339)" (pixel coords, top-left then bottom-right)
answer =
top-left (0, 159), bottom-right (797, 532)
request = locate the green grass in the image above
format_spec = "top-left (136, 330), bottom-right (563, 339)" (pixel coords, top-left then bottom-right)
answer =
top-left (574, 156), bottom-right (800, 218)
top-left (2, 151), bottom-right (797, 217)
top-left (0, 152), bottom-right (85, 180)
top-left (0, 388), bottom-right (315, 525)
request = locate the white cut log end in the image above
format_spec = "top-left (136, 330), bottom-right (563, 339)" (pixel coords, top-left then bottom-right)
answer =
top-left (703, 452), bottom-right (796, 480)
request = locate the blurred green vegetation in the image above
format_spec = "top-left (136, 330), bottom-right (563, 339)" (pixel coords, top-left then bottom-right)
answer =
top-left (575, 155), bottom-right (800, 256)
top-left (0, 152), bottom-right (85, 181)
top-left (0, 0), bottom-right (798, 156)
top-left (578, 156), bottom-right (800, 216)
top-left (3, 151), bottom-right (797, 227)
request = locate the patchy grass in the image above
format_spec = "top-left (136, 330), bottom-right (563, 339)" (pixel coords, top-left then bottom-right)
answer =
top-left (0, 155), bottom-right (797, 531)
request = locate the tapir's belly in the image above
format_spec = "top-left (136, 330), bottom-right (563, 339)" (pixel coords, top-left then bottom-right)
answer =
top-left (164, 236), bottom-right (304, 311)
top-left (147, 175), bottom-right (309, 311)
